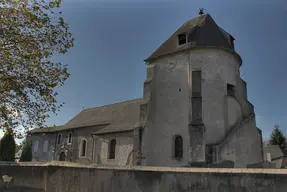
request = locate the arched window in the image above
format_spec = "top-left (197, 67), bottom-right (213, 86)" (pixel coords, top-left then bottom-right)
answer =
top-left (57, 134), bottom-right (62, 145)
top-left (79, 139), bottom-right (87, 157)
top-left (67, 132), bottom-right (72, 144)
top-left (33, 141), bottom-right (39, 153)
top-left (174, 135), bottom-right (183, 160)
top-left (109, 139), bottom-right (116, 159)
top-left (43, 140), bottom-right (48, 153)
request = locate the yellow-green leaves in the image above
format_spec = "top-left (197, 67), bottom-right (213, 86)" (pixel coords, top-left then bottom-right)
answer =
top-left (0, 0), bottom-right (74, 133)
top-left (49, 2), bottom-right (55, 9)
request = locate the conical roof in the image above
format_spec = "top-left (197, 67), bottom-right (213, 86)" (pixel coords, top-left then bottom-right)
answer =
top-left (146, 14), bottom-right (239, 62)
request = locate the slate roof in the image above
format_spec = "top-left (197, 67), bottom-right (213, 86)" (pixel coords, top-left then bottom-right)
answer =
top-left (145, 14), bottom-right (239, 62)
top-left (30, 98), bottom-right (146, 134)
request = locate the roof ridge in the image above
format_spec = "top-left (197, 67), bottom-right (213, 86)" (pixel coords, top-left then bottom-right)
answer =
top-left (81, 98), bottom-right (143, 112)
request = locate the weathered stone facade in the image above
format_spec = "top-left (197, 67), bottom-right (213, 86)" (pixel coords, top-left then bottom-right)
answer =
top-left (29, 13), bottom-right (263, 168)
top-left (141, 48), bottom-right (263, 167)
top-left (30, 127), bottom-right (136, 166)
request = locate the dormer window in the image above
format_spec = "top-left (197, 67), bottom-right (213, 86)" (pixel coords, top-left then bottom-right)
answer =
top-left (178, 33), bottom-right (187, 45)
top-left (230, 37), bottom-right (235, 49)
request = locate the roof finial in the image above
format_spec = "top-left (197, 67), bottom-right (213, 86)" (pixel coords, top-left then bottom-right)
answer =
top-left (199, 8), bottom-right (205, 16)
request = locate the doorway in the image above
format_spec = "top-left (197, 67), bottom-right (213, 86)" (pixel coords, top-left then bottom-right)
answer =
top-left (59, 152), bottom-right (66, 161)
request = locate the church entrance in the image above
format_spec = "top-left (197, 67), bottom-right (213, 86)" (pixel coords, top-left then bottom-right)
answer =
top-left (59, 152), bottom-right (66, 161)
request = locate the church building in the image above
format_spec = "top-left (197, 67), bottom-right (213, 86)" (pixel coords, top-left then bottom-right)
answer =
top-left (29, 13), bottom-right (263, 168)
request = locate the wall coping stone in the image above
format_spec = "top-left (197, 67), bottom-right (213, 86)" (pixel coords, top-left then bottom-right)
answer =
top-left (0, 161), bottom-right (287, 175)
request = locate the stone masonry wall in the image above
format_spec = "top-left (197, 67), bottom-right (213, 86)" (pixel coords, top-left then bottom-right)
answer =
top-left (216, 114), bottom-right (263, 167)
top-left (95, 131), bottom-right (134, 166)
top-left (0, 162), bottom-right (287, 192)
top-left (30, 128), bottom-right (135, 167)
top-left (142, 48), bottom-right (255, 166)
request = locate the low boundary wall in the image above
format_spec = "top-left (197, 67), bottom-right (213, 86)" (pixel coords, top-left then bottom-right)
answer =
top-left (0, 162), bottom-right (286, 192)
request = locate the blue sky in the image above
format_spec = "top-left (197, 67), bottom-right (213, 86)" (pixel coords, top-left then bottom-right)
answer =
top-left (36, 0), bottom-right (286, 141)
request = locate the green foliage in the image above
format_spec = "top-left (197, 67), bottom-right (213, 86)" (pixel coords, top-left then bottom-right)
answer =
top-left (0, 131), bottom-right (16, 161)
top-left (0, 0), bottom-right (74, 133)
top-left (269, 124), bottom-right (287, 153)
top-left (19, 139), bottom-right (32, 162)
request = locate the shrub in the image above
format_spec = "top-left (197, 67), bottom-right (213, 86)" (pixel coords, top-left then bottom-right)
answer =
top-left (0, 128), bottom-right (16, 161)
top-left (19, 140), bottom-right (33, 162)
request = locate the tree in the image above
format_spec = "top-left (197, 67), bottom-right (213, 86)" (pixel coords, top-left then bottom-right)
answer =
top-left (0, 0), bottom-right (74, 134)
top-left (19, 139), bottom-right (32, 162)
top-left (0, 128), bottom-right (16, 161)
top-left (269, 124), bottom-right (287, 154)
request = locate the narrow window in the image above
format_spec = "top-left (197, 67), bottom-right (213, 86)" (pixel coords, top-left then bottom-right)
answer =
top-left (174, 136), bottom-right (183, 160)
top-left (57, 134), bottom-right (62, 145)
top-left (192, 71), bottom-right (202, 123)
top-left (33, 141), bottom-right (39, 153)
top-left (227, 83), bottom-right (235, 97)
top-left (178, 33), bottom-right (187, 45)
top-left (206, 146), bottom-right (213, 164)
top-left (192, 71), bottom-right (202, 96)
top-left (43, 140), bottom-right (48, 153)
top-left (79, 139), bottom-right (87, 157)
top-left (109, 139), bottom-right (116, 159)
top-left (67, 132), bottom-right (72, 144)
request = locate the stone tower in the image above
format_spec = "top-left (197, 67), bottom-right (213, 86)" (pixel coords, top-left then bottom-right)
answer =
top-left (140, 14), bottom-right (263, 168)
